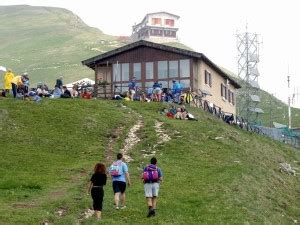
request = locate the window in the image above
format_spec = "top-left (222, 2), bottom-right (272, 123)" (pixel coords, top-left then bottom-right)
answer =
top-left (122, 63), bottom-right (129, 81)
top-left (169, 61), bottom-right (178, 78)
top-left (146, 62), bottom-right (154, 79)
top-left (113, 63), bottom-right (121, 82)
top-left (151, 29), bottom-right (162, 36)
top-left (133, 63), bottom-right (141, 80)
top-left (165, 19), bottom-right (174, 26)
top-left (145, 81), bottom-right (154, 88)
top-left (221, 84), bottom-right (227, 100)
top-left (159, 80), bottom-right (168, 88)
top-left (151, 18), bottom-right (161, 25)
top-left (205, 70), bottom-right (212, 87)
top-left (180, 79), bottom-right (190, 88)
top-left (168, 80), bottom-right (173, 89)
top-left (158, 61), bottom-right (168, 79)
top-left (228, 90), bottom-right (235, 105)
top-left (180, 59), bottom-right (190, 77)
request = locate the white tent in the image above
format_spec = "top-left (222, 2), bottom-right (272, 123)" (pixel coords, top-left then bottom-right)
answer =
top-left (65, 78), bottom-right (95, 89)
top-left (0, 66), bottom-right (6, 72)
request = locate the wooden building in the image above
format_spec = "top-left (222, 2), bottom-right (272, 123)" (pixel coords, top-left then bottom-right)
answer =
top-left (82, 40), bottom-right (241, 115)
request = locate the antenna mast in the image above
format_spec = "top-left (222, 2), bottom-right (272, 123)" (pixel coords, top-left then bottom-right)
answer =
top-left (237, 25), bottom-right (263, 129)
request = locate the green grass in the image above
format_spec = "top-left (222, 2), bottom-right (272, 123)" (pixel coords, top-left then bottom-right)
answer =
top-left (0, 98), bottom-right (299, 224)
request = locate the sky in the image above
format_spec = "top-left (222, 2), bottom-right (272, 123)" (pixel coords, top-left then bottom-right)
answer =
top-left (0, 0), bottom-right (300, 108)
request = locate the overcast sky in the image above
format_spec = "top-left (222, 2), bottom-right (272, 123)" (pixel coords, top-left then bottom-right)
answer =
top-left (1, 0), bottom-right (299, 108)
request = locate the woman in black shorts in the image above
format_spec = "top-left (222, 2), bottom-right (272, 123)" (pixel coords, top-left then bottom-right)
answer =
top-left (88, 163), bottom-right (107, 220)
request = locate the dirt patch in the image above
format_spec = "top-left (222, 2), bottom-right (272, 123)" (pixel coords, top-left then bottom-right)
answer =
top-left (155, 121), bottom-right (171, 144)
top-left (77, 208), bottom-right (94, 224)
top-left (141, 120), bottom-right (171, 158)
top-left (55, 206), bottom-right (68, 217)
top-left (120, 119), bottom-right (143, 162)
top-left (49, 190), bottom-right (66, 198)
top-left (105, 125), bottom-right (125, 163)
top-left (13, 202), bottom-right (38, 208)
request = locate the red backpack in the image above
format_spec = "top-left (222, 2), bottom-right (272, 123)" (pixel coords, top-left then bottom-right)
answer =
top-left (143, 164), bottom-right (159, 182)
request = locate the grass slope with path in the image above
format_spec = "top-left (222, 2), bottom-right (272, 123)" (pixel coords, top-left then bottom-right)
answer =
top-left (0, 98), bottom-right (299, 224)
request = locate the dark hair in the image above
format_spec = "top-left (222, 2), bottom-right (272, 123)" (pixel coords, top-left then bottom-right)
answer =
top-left (94, 163), bottom-right (106, 174)
top-left (150, 157), bottom-right (157, 165)
top-left (117, 153), bottom-right (123, 160)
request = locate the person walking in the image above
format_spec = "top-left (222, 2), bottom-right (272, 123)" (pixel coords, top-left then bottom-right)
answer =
top-left (109, 153), bottom-right (131, 209)
top-left (141, 157), bottom-right (163, 217)
top-left (87, 163), bottom-right (107, 220)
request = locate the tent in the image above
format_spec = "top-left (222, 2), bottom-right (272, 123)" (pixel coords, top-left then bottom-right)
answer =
top-left (0, 66), bottom-right (6, 76)
top-left (65, 78), bottom-right (95, 89)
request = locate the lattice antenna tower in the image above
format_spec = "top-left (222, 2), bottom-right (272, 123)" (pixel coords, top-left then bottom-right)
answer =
top-left (236, 26), bottom-right (263, 128)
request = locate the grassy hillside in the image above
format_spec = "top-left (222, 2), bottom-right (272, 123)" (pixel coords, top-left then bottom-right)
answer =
top-left (0, 98), bottom-right (299, 224)
top-left (0, 5), bottom-right (125, 87)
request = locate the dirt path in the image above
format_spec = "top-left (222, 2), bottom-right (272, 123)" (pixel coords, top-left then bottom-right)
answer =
top-left (120, 118), bottom-right (143, 162)
top-left (141, 120), bottom-right (171, 158)
top-left (79, 113), bottom-right (174, 223)
top-left (104, 125), bottom-right (125, 163)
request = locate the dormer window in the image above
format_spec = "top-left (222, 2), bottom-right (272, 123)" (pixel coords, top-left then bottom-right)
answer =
top-left (151, 18), bottom-right (161, 25)
top-left (165, 19), bottom-right (174, 26)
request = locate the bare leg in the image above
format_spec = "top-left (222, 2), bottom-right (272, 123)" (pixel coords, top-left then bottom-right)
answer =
top-left (114, 192), bottom-right (120, 208)
top-left (146, 197), bottom-right (153, 208)
top-left (120, 192), bottom-right (126, 206)
top-left (152, 197), bottom-right (157, 209)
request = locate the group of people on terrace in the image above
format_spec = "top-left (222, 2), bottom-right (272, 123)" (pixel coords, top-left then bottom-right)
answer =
top-left (1, 69), bottom-right (93, 101)
top-left (116, 77), bottom-right (186, 104)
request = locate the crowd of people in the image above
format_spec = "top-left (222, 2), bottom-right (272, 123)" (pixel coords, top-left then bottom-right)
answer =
top-left (88, 153), bottom-right (163, 220)
top-left (113, 77), bottom-right (193, 107)
top-left (1, 69), bottom-right (93, 101)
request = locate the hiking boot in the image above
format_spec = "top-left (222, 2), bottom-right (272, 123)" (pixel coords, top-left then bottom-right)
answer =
top-left (152, 210), bottom-right (156, 217)
top-left (147, 209), bottom-right (155, 218)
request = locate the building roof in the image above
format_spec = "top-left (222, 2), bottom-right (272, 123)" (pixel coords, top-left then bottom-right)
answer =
top-left (133, 11), bottom-right (180, 31)
top-left (145, 11), bottom-right (180, 19)
top-left (82, 40), bottom-right (241, 89)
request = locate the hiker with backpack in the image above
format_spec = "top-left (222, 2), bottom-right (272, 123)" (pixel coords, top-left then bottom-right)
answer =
top-left (141, 157), bottom-right (163, 217)
top-left (109, 153), bottom-right (131, 209)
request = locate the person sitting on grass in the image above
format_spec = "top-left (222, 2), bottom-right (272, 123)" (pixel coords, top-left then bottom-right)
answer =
top-left (61, 86), bottom-right (71, 98)
top-left (81, 89), bottom-right (92, 99)
top-left (51, 85), bottom-right (62, 98)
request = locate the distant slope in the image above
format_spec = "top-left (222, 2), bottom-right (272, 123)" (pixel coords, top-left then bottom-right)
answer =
top-left (0, 5), bottom-right (127, 87)
top-left (221, 67), bottom-right (300, 127)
